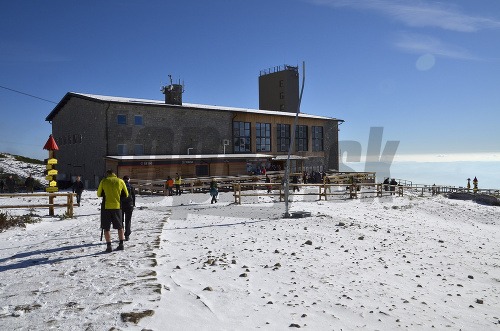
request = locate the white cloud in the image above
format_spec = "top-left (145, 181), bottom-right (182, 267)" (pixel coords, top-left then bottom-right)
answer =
top-left (309, 0), bottom-right (500, 32)
top-left (342, 152), bottom-right (500, 163)
top-left (392, 152), bottom-right (500, 163)
top-left (393, 32), bottom-right (479, 60)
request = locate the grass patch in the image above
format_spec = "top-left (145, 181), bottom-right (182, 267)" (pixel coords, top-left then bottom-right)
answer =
top-left (13, 154), bottom-right (44, 165)
top-left (0, 211), bottom-right (41, 232)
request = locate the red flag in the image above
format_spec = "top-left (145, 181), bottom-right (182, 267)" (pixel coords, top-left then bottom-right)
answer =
top-left (43, 135), bottom-right (59, 151)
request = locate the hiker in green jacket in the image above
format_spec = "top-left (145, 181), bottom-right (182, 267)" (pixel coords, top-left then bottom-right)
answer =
top-left (97, 170), bottom-right (128, 253)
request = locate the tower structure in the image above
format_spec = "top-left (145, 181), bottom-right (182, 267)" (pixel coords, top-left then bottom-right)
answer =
top-left (259, 65), bottom-right (299, 113)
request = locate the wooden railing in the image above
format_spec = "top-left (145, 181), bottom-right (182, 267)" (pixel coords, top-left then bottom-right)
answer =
top-left (0, 193), bottom-right (76, 217)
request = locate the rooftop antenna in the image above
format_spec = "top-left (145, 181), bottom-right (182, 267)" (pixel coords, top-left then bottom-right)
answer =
top-left (284, 61), bottom-right (306, 218)
top-left (161, 74), bottom-right (184, 105)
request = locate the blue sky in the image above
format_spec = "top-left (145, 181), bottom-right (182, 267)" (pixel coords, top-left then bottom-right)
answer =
top-left (1, 0), bottom-right (499, 185)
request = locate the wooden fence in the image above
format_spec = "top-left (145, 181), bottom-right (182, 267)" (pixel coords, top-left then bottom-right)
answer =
top-left (0, 193), bottom-right (76, 217)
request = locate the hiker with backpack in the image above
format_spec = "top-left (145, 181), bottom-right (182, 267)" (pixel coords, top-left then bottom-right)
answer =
top-left (121, 176), bottom-right (136, 241)
top-left (97, 170), bottom-right (128, 253)
top-left (209, 179), bottom-right (218, 204)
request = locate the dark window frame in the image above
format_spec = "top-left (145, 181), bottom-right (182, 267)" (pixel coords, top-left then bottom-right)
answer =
top-left (277, 124), bottom-right (290, 152)
top-left (233, 121), bottom-right (251, 153)
top-left (117, 114), bottom-right (127, 125)
top-left (117, 144), bottom-right (127, 155)
top-left (134, 115), bottom-right (143, 126)
top-left (295, 125), bottom-right (308, 152)
top-left (256, 122), bottom-right (271, 152)
top-left (312, 126), bottom-right (324, 151)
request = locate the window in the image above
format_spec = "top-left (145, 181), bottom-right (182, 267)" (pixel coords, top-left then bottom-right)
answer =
top-left (117, 115), bottom-right (127, 125)
top-left (117, 144), bottom-right (127, 155)
top-left (279, 80), bottom-right (284, 87)
top-left (295, 125), bottom-right (308, 152)
top-left (256, 123), bottom-right (271, 152)
top-left (312, 126), bottom-right (324, 151)
top-left (277, 124), bottom-right (290, 152)
top-left (280, 104), bottom-right (285, 111)
top-left (233, 121), bottom-right (251, 153)
top-left (134, 115), bottom-right (143, 126)
top-left (279, 92), bottom-right (285, 99)
top-left (196, 164), bottom-right (209, 177)
top-left (134, 144), bottom-right (144, 155)
top-left (72, 134), bottom-right (83, 144)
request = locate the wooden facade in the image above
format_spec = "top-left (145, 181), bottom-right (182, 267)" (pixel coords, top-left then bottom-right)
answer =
top-left (104, 154), bottom-right (302, 181)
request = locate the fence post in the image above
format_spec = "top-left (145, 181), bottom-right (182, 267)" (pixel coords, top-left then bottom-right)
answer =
top-left (48, 194), bottom-right (55, 216)
top-left (67, 193), bottom-right (74, 217)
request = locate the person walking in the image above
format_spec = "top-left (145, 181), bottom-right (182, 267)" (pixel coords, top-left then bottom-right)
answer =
top-left (72, 176), bottom-right (84, 206)
top-left (121, 176), bottom-right (135, 241)
top-left (291, 175), bottom-right (300, 192)
top-left (209, 179), bottom-right (218, 204)
top-left (174, 173), bottom-right (182, 196)
top-left (383, 178), bottom-right (390, 191)
top-left (265, 175), bottom-right (272, 193)
top-left (389, 178), bottom-right (398, 195)
top-left (166, 176), bottom-right (174, 196)
top-left (25, 174), bottom-right (35, 193)
top-left (97, 170), bottom-right (128, 253)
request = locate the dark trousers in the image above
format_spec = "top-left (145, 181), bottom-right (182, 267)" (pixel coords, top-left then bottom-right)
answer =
top-left (75, 193), bottom-right (82, 205)
top-left (175, 184), bottom-right (181, 195)
top-left (122, 209), bottom-right (133, 237)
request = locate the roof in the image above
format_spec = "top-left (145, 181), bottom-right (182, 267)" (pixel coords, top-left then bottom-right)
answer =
top-left (46, 92), bottom-right (343, 122)
top-left (105, 154), bottom-right (284, 161)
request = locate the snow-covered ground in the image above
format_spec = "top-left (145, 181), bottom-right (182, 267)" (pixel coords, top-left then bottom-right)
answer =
top-left (0, 153), bottom-right (47, 185)
top-left (0, 188), bottom-right (499, 330)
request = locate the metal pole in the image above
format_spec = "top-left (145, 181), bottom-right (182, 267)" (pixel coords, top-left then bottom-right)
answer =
top-left (284, 62), bottom-right (306, 218)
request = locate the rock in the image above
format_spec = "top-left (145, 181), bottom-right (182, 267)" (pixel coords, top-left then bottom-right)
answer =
top-left (175, 266), bottom-right (181, 269)
top-left (231, 260), bottom-right (237, 264)
top-left (267, 301), bottom-right (273, 304)
top-left (203, 287), bottom-right (213, 291)
top-left (358, 236), bottom-right (364, 240)
top-left (468, 275), bottom-right (474, 279)
top-left (438, 240), bottom-right (444, 243)
top-left (476, 299), bottom-right (484, 304)
top-left (304, 240), bottom-right (313, 245)
top-left (239, 273), bottom-right (248, 277)
top-left (337, 222), bottom-right (345, 226)
top-left (289, 323), bottom-right (301, 328)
